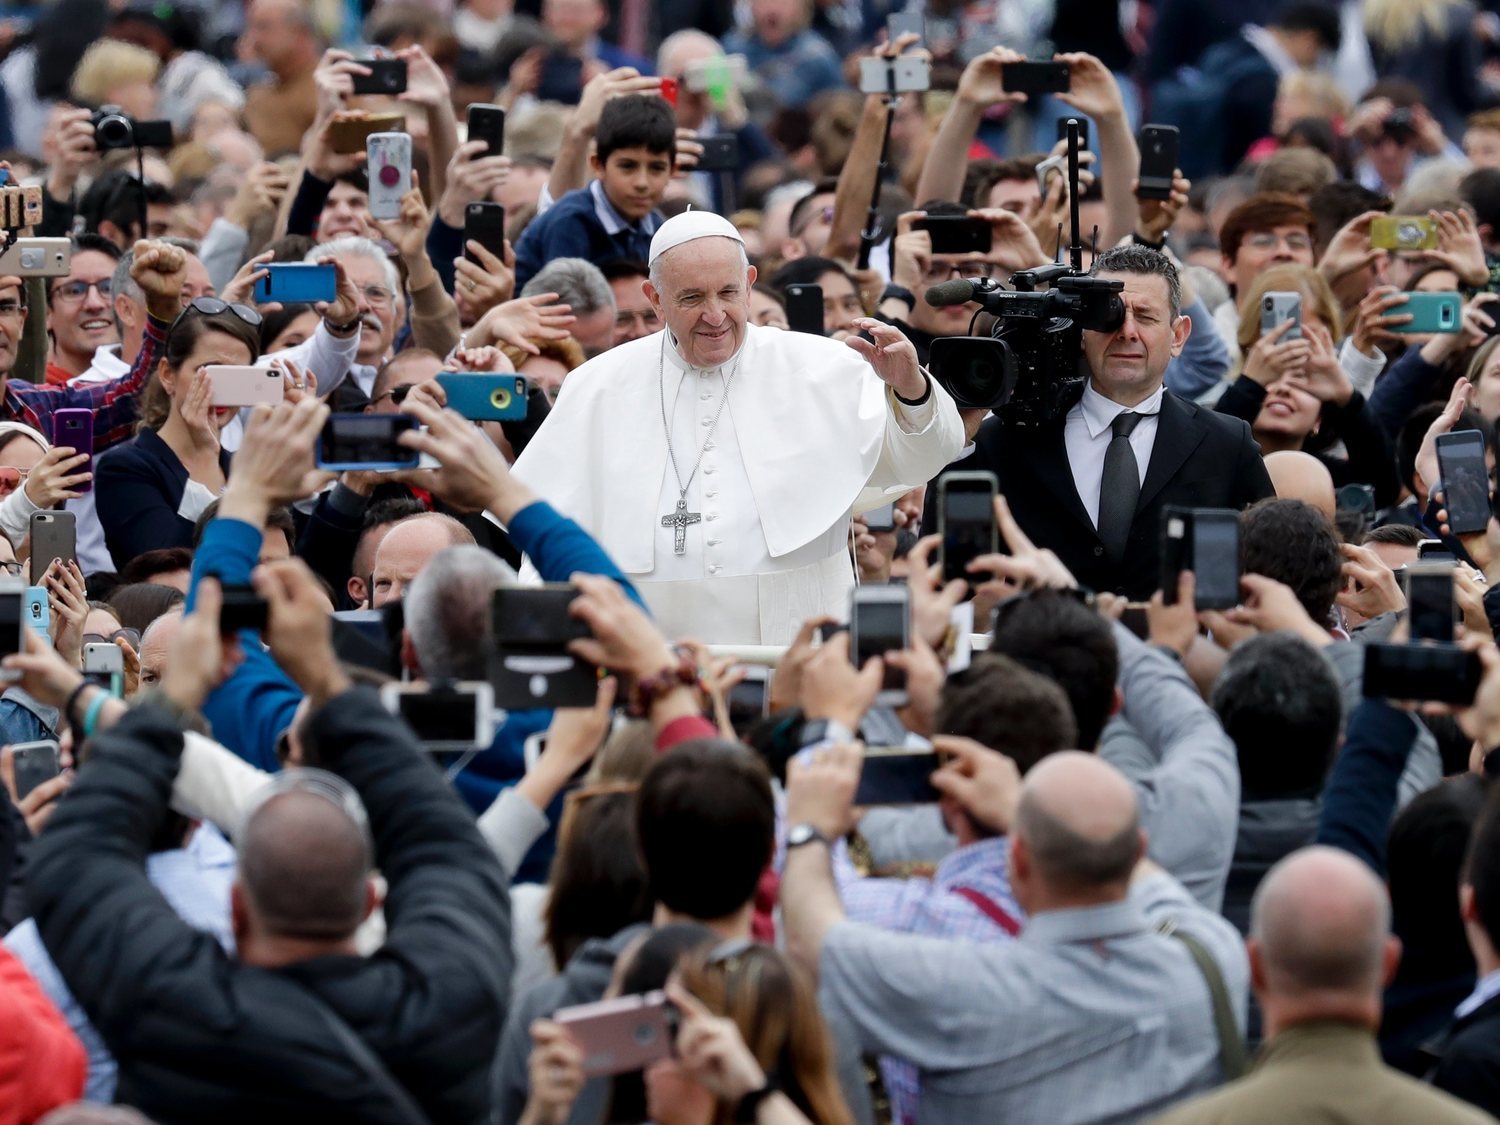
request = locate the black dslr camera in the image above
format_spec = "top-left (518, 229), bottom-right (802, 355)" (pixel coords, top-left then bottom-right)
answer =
top-left (91, 105), bottom-right (174, 151)
top-left (926, 120), bottom-right (1125, 427)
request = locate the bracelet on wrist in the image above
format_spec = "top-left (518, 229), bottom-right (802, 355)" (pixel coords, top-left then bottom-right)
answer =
top-left (63, 680), bottom-right (93, 733)
top-left (628, 649), bottom-right (701, 717)
top-left (732, 1079), bottom-right (780, 1123)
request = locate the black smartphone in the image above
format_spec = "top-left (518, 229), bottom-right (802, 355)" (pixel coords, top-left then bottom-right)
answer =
top-left (694, 134), bottom-right (738, 173)
top-left (939, 471), bottom-right (998, 584)
top-left (464, 202), bottom-right (507, 265)
top-left (1137, 124), bottom-right (1180, 202)
top-left (467, 103), bottom-right (506, 157)
top-left (1418, 539), bottom-right (1457, 562)
top-left (1001, 60), bottom-right (1070, 95)
top-left (727, 666), bottom-right (771, 731)
top-left (1161, 507), bottom-right (1241, 610)
top-left (1363, 642), bottom-right (1482, 704)
top-left (913, 215), bottom-right (992, 255)
top-left (1405, 563), bottom-right (1455, 643)
top-left (1056, 116), bottom-right (1089, 151)
top-left (351, 58), bottom-right (408, 96)
top-left (850, 586), bottom-right (909, 707)
top-left (538, 54), bottom-right (584, 105)
top-left (854, 747), bottom-right (939, 805)
top-left (1436, 430), bottom-right (1492, 535)
top-left (0, 587), bottom-right (25, 671)
top-left (784, 283), bottom-right (824, 335)
top-left (491, 584), bottom-right (591, 649)
top-left (11, 739), bottom-right (60, 800)
top-left (217, 583), bottom-right (269, 635)
top-left (315, 414), bottom-right (421, 471)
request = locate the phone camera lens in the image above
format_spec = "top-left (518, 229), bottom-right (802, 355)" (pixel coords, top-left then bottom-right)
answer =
top-left (633, 1023), bottom-right (656, 1045)
top-left (1263, 298), bottom-right (1273, 309)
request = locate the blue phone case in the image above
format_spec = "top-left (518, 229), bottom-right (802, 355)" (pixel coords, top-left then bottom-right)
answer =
top-left (1390, 291), bottom-right (1462, 334)
top-left (254, 263), bottom-right (337, 304)
top-left (435, 373), bottom-right (530, 421)
top-left (24, 587), bottom-right (48, 637)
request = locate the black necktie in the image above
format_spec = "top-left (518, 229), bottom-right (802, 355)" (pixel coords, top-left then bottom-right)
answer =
top-left (1097, 411), bottom-right (1143, 562)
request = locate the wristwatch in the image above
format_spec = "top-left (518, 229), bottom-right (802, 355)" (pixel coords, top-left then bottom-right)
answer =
top-left (787, 823), bottom-right (831, 849)
top-left (798, 718), bottom-right (855, 749)
top-left (325, 313), bottom-right (362, 336)
top-left (879, 283), bottom-right (916, 310)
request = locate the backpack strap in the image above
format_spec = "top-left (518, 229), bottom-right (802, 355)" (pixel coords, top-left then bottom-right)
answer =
top-left (1157, 917), bottom-right (1251, 1081)
top-left (951, 885), bottom-right (1023, 936)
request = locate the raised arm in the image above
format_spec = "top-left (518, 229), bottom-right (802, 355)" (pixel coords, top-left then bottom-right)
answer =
top-left (912, 47), bottom-right (1025, 211)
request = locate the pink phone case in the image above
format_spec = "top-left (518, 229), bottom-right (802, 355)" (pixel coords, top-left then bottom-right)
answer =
top-left (553, 991), bottom-right (674, 1077)
top-left (206, 365), bottom-right (285, 408)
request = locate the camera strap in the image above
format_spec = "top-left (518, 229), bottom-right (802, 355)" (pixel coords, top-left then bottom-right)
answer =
top-left (1156, 917), bottom-right (1251, 1080)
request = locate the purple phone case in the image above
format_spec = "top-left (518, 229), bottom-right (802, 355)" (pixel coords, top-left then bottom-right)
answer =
top-left (52, 408), bottom-right (93, 494)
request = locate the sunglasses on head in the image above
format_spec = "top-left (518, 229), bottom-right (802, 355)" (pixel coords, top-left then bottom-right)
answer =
top-left (168, 296), bottom-right (263, 336)
top-left (84, 628), bottom-right (141, 649)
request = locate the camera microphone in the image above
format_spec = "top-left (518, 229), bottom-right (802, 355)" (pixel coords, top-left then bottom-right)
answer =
top-left (924, 277), bottom-right (996, 308)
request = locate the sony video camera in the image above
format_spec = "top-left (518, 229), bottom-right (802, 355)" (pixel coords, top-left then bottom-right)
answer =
top-left (91, 105), bottom-right (173, 152)
top-left (926, 121), bottom-right (1125, 427)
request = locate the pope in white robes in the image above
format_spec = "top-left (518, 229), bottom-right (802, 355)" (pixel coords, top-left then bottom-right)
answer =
top-left (510, 211), bottom-right (965, 644)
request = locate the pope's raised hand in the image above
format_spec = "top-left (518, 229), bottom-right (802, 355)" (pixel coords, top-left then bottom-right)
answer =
top-left (847, 318), bottom-right (927, 401)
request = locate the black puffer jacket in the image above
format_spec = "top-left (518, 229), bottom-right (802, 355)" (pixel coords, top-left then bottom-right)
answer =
top-left (26, 688), bottom-right (512, 1124)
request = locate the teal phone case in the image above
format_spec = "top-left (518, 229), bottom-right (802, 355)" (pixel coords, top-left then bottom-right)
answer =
top-left (436, 373), bottom-right (530, 421)
top-left (1391, 291), bottom-right (1461, 334)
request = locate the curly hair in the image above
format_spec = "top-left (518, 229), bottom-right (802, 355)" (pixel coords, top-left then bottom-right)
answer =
top-left (1241, 498), bottom-right (1344, 626)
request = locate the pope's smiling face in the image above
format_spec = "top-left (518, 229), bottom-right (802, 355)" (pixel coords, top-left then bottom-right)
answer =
top-left (646, 236), bottom-right (757, 370)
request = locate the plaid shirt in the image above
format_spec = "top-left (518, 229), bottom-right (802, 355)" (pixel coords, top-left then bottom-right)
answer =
top-left (835, 835), bottom-right (1022, 1125)
top-left (4, 315), bottom-right (168, 450)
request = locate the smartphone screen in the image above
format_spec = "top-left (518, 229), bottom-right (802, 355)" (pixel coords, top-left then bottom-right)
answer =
top-left (398, 689), bottom-right (480, 745)
top-left (784, 283), bottom-right (824, 335)
top-left (318, 414), bottom-right (420, 468)
top-left (1136, 125), bottom-right (1180, 201)
top-left (940, 475), bottom-right (998, 584)
top-left (854, 749), bottom-right (939, 805)
top-left (0, 590), bottom-right (22, 661)
top-left (853, 592), bottom-right (909, 698)
top-left (1191, 512), bottom-right (1240, 611)
top-left (1406, 564), bottom-right (1455, 643)
top-left (1001, 61), bottom-right (1070, 95)
top-left (1436, 430), bottom-right (1491, 535)
top-left (492, 585), bottom-right (591, 648)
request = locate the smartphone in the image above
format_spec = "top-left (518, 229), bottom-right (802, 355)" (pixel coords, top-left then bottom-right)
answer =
top-left (22, 586), bottom-right (47, 639)
top-left (218, 583), bottom-right (269, 634)
top-left (854, 746), bottom-right (939, 805)
top-left (887, 11), bottom-right (923, 42)
top-left (254, 262), bottom-right (337, 304)
top-left (683, 54), bottom-right (747, 95)
top-left (435, 372), bottom-right (530, 421)
top-left (1388, 291), bottom-right (1461, 334)
top-left (29, 511), bottom-right (75, 587)
top-left (492, 584), bottom-right (591, 648)
top-left (82, 640), bottom-right (124, 696)
top-left (1418, 539), bottom-right (1457, 562)
top-left (1161, 507), bottom-right (1241, 610)
top-left (1363, 641), bottom-right (1482, 704)
top-left (463, 201), bottom-right (507, 265)
top-left (11, 739), bottom-right (59, 800)
top-left (52, 408), bottom-right (92, 495)
top-left (316, 413), bottom-right (421, 471)
top-left (466, 102), bottom-right (506, 157)
top-left (1435, 429), bottom-right (1491, 534)
top-left (1034, 154), bottom-right (1068, 196)
top-left (1260, 290), bottom-right (1303, 341)
top-left (1119, 604), bottom-right (1150, 640)
top-left (0, 584), bottom-right (25, 681)
top-left (938, 471), bottom-right (998, 584)
top-left (0, 236), bottom-right (70, 277)
top-left (1056, 116), bottom-right (1089, 151)
top-left (554, 991), bottom-right (676, 1078)
top-left (380, 681), bottom-right (495, 751)
top-left (1370, 215), bottom-right (1439, 251)
top-left (784, 283), bottom-right (824, 335)
top-left (538, 53), bottom-right (585, 104)
top-left (727, 665), bottom-right (771, 727)
top-left (1136, 124), bottom-right (1180, 202)
top-left (1405, 562), bottom-right (1456, 643)
top-left (850, 585), bottom-right (909, 707)
top-left (1002, 60), bottom-right (1070, 95)
top-left (694, 134), bottom-right (738, 173)
top-left (913, 215), bottom-right (992, 256)
top-left (863, 501), bottom-right (896, 533)
top-left (206, 365), bottom-right (284, 408)
top-left (350, 57), bottom-right (407, 96)
top-left (366, 132), bottom-right (412, 221)
top-left (327, 112), bottom-right (405, 155)
top-left (857, 55), bottom-right (931, 96)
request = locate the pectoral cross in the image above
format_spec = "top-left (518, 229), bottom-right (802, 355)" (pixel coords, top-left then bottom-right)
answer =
top-left (661, 497), bottom-right (701, 556)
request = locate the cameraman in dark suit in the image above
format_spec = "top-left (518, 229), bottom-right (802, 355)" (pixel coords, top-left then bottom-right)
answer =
top-left (947, 244), bottom-right (1274, 599)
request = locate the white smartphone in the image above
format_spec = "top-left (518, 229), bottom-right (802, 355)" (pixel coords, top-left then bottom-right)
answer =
top-left (858, 55), bottom-right (931, 96)
top-left (206, 365), bottom-right (285, 408)
top-left (379, 680), bottom-right (495, 751)
top-left (367, 132), bottom-right (413, 221)
top-left (849, 585), bottom-right (910, 708)
top-left (83, 641), bottom-right (125, 697)
top-left (0, 237), bottom-right (71, 277)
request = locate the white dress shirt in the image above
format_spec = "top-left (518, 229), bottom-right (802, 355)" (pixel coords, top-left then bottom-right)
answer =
top-left (1064, 382), bottom-right (1164, 529)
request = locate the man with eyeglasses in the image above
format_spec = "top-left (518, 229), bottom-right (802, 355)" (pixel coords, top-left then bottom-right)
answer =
top-left (306, 237), bottom-right (408, 408)
top-left (43, 234), bottom-right (123, 386)
top-left (1211, 193), bottom-right (1319, 364)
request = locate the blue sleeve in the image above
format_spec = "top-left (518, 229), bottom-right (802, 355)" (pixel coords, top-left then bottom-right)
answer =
top-left (188, 518), bottom-right (300, 772)
top-left (506, 501), bottom-right (646, 611)
top-left (1368, 347), bottom-right (1443, 441)
top-left (1163, 297), bottom-right (1231, 400)
top-left (1315, 697), bottom-right (1419, 875)
top-left (426, 216), bottom-right (465, 299)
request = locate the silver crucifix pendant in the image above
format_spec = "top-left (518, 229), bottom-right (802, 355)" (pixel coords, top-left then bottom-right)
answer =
top-left (661, 497), bottom-right (701, 556)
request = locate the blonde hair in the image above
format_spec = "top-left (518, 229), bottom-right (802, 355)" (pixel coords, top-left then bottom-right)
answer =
top-left (1361, 0), bottom-right (1461, 52)
top-left (1236, 264), bottom-right (1343, 362)
top-left (69, 39), bottom-right (161, 107)
top-left (1277, 70), bottom-right (1351, 123)
top-left (499, 335), bottom-right (586, 373)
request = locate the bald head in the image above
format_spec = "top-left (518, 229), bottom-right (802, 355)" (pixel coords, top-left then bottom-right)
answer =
top-left (1014, 752), bottom-right (1142, 891)
top-left (1252, 846), bottom-right (1392, 998)
top-left (371, 513), bottom-right (476, 606)
top-left (657, 29), bottom-right (721, 76)
top-left (1264, 451), bottom-right (1336, 522)
top-left (238, 787), bottom-right (372, 940)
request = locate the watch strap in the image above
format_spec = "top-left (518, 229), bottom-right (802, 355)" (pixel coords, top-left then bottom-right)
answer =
top-left (733, 1080), bottom-right (780, 1123)
top-left (880, 283), bottom-right (916, 309)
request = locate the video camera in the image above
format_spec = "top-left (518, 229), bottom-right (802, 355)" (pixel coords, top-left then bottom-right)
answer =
top-left (91, 106), bottom-right (173, 152)
top-left (926, 119), bottom-right (1125, 427)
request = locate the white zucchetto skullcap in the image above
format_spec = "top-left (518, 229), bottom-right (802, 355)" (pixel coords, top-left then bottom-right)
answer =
top-left (647, 209), bottom-right (745, 266)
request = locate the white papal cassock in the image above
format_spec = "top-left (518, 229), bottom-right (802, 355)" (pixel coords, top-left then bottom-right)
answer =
top-left (509, 322), bottom-right (965, 644)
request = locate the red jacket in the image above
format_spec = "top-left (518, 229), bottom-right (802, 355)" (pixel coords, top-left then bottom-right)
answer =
top-left (0, 943), bottom-right (86, 1123)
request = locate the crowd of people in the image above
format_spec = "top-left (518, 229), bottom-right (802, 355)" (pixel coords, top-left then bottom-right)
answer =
top-left (6, 0), bottom-right (1500, 1121)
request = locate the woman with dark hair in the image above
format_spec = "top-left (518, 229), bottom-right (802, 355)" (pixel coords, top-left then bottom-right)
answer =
top-left (105, 582), bottom-right (184, 636)
top-left (257, 302), bottom-right (321, 354)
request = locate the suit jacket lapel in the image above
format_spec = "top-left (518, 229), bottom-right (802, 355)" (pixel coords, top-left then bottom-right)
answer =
top-left (1137, 392), bottom-right (1209, 513)
top-left (1029, 424), bottom-right (1095, 535)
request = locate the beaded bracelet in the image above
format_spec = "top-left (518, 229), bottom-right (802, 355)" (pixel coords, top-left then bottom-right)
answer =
top-left (628, 650), bottom-right (700, 717)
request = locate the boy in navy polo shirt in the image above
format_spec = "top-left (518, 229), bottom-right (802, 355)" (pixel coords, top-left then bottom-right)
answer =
top-left (513, 95), bottom-right (676, 291)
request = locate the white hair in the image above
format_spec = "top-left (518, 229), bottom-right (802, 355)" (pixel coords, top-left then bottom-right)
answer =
top-left (404, 545), bottom-right (515, 681)
top-left (648, 238), bottom-right (751, 293)
top-left (309, 236), bottom-right (401, 300)
top-left (656, 29), bottom-right (720, 76)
